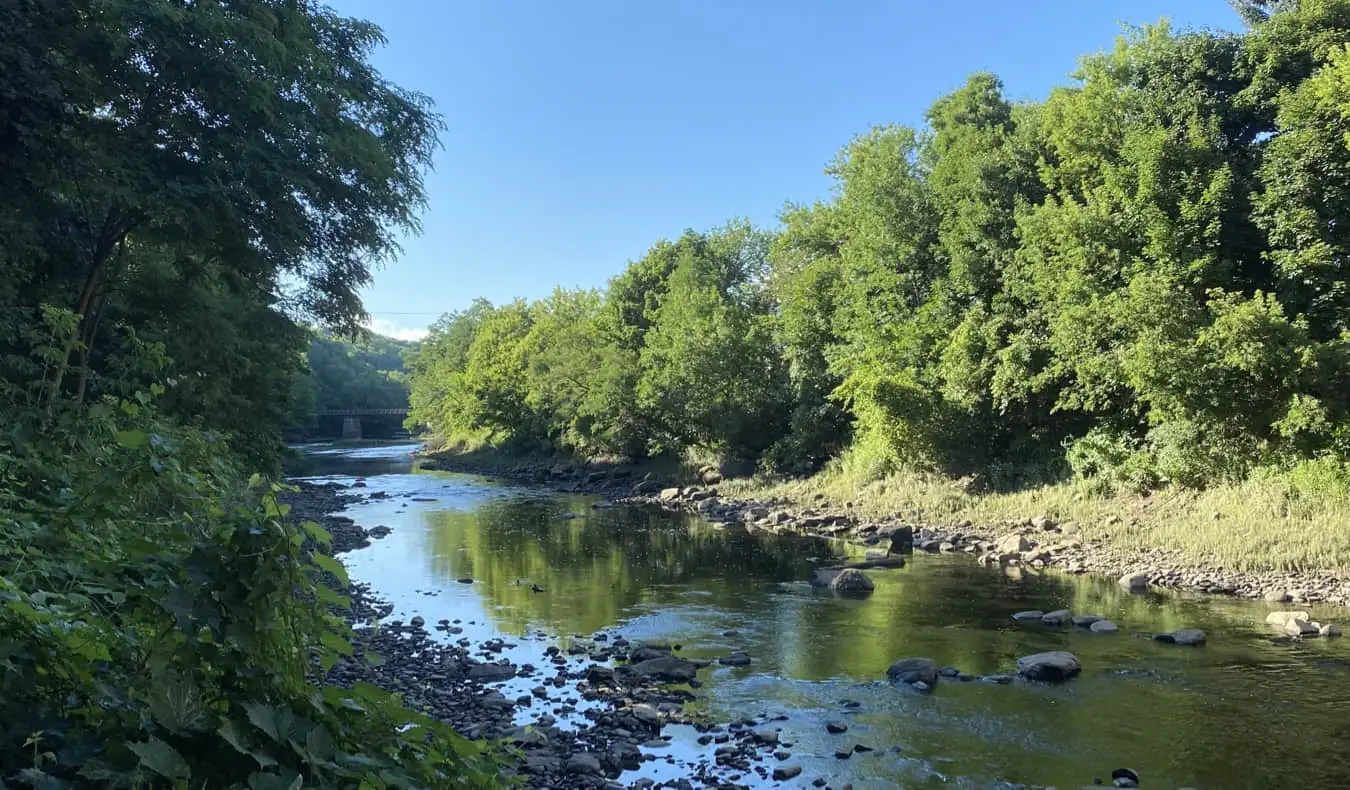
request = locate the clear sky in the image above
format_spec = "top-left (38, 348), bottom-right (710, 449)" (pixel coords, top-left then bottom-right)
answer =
top-left (328, 0), bottom-right (1244, 341)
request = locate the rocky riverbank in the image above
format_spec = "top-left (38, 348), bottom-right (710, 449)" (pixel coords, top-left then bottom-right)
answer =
top-left (285, 480), bottom-right (878, 790)
top-left (419, 450), bottom-right (1350, 611)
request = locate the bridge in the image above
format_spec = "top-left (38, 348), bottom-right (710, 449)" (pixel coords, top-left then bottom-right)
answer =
top-left (313, 408), bottom-right (411, 440)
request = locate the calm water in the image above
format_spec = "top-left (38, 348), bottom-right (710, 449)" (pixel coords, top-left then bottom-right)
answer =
top-left (291, 442), bottom-right (1350, 790)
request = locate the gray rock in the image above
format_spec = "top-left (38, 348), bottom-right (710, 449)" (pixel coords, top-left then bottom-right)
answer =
top-left (772, 765), bottom-right (803, 781)
top-left (1011, 610), bottom-right (1045, 622)
top-left (565, 752), bottom-right (602, 775)
top-left (658, 487), bottom-right (683, 502)
top-left (1284, 618), bottom-right (1320, 636)
top-left (826, 721), bottom-right (849, 734)
top-left (1321, 623), bottom-right (1342, 638)
top-left (620, 656), bottom-right (700, 684)
top-left (1090, 619), bottom-right (1119, 633)
top-left (981, 674), bottom-right (1014, 685)
top-left (1154, 628), bottom-right (1206, 646)
top-left (1263, 589), bottom-right (1291, 602)
top-left (1041, 609), bottom-right (1072, 625)
top-left (828, 568), bottom-right (875, 597)
top-left (996, 533), bottom-right (1031, 554)
top-left (523, 755), bottom-right (561, 774)
top-left (886, 657), bottom-right (939, 687)
top-left (1118, 572), bottom-right (1149, 592)
top-left (1016, 651), bottom-right (1082, 683)
top-left (718, 651), bottom-right (752, 666)
top-left (1072, 614), bottom-right (1103, 628)
top-left (1266, 610), bottom-right (1309, 628)
top-left (628, 644), bottom-right (673, 662)
top-left (466, 661), bottom-right (518, 682)
top-left (754, 728), bottom-right (779, 745)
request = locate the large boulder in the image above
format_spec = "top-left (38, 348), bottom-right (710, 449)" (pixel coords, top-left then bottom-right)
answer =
top-left (1016, 651), bottom-right (1082, 683)
top-left (618, 656), bottom-right (700, 684)
top-left (1118, 572), bottom-right (1150, 592)
top-left (828, 568), bottom-right (875, 597)
top-left (1265, 610), bottom-right (1309, 628)
top-left (886, 657), bottom-right (939, 687)
top-left (888, 525), bottom-right (915, 552)
top-left (996, 533), bottom-right (1031, 554)
top-left (658, 487), bottom-right (683, 502)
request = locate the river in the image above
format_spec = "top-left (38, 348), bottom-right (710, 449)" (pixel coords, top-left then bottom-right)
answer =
top-left (291, 441), bottom-right (1350, 789)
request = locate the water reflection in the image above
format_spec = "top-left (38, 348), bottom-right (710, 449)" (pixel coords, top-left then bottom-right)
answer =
top-left (315, 447), bottom-right (1350, 790)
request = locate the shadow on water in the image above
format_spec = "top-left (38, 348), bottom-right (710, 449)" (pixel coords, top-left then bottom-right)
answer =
top-left (307, 443), bottom-right (1350, 790)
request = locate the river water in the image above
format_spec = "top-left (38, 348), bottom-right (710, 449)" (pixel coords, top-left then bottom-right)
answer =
top-left (292, 442), bottom-right (1350, 790)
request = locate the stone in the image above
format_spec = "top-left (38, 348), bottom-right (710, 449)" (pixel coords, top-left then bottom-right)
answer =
top-left (754, 728), bottom-right (779, 745)
top-left (1154, 628), bottom-right (1206, 646)
top-left (466, 662), bottom-right (518, 682)
top-left (981, 674), bottom-right (1014, 685)
top-left (1016, 651), bottom-right (1082, 683)
top-left (629, 644), bottom-right (673, 662)
top-left (1266, 610), bottom-right (1310, 628)
top-left (1041, 609), bottom-right (1072, 626)
top-left (886, 657), bottom-right (939, 687)
top-left (1011, 610), bottom-right (1045, 622)
top-left (657, 487), bottom-right (683, 502)
top-left (888, 525), bottom-right (915, 551)
top-left (828, 568), bottom-right (875, 597)
top-left (1072, 614), bottom-right (1103, 628)
top-left (1030, 515), bottom-right (1054, 530)
top-left (719, 651), bottom-right (752, 666)
top-left (456, 576), bottom-right (474, 584)
top-left (826, 721), bottom-right (849, 734)
top-left (996, 533), bottom-right (1032, 554)
top-left (586, 665), bottom-right (616, 686)
top-left (1284, 618), bottom-right (1320, 636)
top-left (1119, 572), bottom-right (1149, 592)
top-left (1090, 620), bottom-right (1119, 633)
top-left (1263, 589), bottom-right (1291, 603)
top-left (565, 752), bottom-right (602, 775)
top-left (620, 656), bottom-right (700, 684)
top-left (1112, 768), bottom-right (1141, 788)
top-left (772, 765), bottom-right (803, 781)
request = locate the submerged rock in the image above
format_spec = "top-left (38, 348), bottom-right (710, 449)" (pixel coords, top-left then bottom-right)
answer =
top-left (828, 568), bottom-right (875, 597)
top-left (1041, 609), bottom-right (1072, 625)
top-left (1072, 614), bottom-right (1103, 628)
top-left (1011, 610), bottom-right (1045, 622)
top-left (1016, 651), bottom-right (1082, 683)
top-left (619, 656), bottom-right (700, 684)
top-left (886, 657), bottom-right (939, 687)
top-left (1089, 620), bottom-right (1119, 633)
top-left (1154, 628), bottom-right (1206, 646)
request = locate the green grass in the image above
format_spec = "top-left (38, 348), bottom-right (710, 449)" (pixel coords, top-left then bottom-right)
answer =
top-left (723, 458), bottom-right (1350, 573)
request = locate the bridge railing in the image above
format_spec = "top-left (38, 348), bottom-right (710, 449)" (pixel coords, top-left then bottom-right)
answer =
top-left (314, 408), bottom-right (410, 417)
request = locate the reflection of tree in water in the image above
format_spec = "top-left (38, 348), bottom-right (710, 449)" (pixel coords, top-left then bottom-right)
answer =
top-left (420, 496), bottom-right (834, 634)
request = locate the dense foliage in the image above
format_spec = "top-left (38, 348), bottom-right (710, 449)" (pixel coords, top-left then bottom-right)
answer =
top-left (1, 1), bottom-right (499, 786)
top-left (410, 1), bottom-right (1350, 491)
top-left (297, 333), bottom-right (415, 415)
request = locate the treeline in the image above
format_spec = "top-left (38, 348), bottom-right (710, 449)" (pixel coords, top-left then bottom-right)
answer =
top-left (297, 333), bottom-right (415, 415)
top-left (1, 1), bottom-right (496, 787)
top-left (412, 0), bottom-right (1350, 492)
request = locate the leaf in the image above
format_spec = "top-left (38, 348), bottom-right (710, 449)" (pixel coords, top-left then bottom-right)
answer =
top-left (243, 703), bottom-right (298, 744)
top-left (302, 520), bottom-right (332, 548)
top-left (364, 650), bottom-right (386, 668)
top-left (115, 429), bottom-right (149, 449)
top-left (218, 720), bottom-right (278, 769)
top-left (304, 724), bottom-right (337, 763)
top-left (319, 630), bottom-right (353, 657)
top-left (309, 552), bottom-right (349, 585)
top-left (127, 737), bottom-right (191, 780)
top-left (146, 678), bottom-right (212, 734)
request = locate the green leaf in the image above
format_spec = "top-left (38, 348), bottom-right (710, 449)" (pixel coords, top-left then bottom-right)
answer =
top-left (127, 737), bottom-right (190, 780)
top-left (243, 702), bottom-right (299, 744)
top-left (320, 630), bottom-right (353, 657)
top-left (115, 429), bottom-right (149, 449)
top-left (218, 720), bottom-right (278, 769)
top-left (314, 583), bottom-right (349, 608)
top-left (146, 678), bottom-right (212, 734)
top-left (309, 552), bottom-right (349, 585)
top-left (304, 724), bottom-right (337, 763)
top-left (302, 520), bottom-right (332, 548)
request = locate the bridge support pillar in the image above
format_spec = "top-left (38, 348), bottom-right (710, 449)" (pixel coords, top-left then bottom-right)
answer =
top-left (341, 416), bottom-right (362, 440)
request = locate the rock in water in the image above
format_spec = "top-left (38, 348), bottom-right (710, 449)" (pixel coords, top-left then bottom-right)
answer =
top-left (1041, 609), bottom-right (1071, 625)
top-left (1016, 651), bottom-right (1082, 683)
top-left (888, 525), bottom-right (915, 552)
top-left (1073, 614), bottom-right (1103, 628)
top-left (828, 568), bottom-right (875, 597)
top-left (886, 657), bottom-right (939, 687)
top-left (1154, 628), bottom-right (1206, 646)
top-left (619, 656), bottom-right (700, 684)
top-left (1266, 610), bottom-right (1309, 628)
top-left (1118, 572), bottom-right (1149, 592)
top-left (1011, 610), bottom-right (1045, 622)
top-left (1321, 623), bottom-right (1342, 638)
top-left (1089, 620), bottom-right (1119, 633)
top-left (772, 765), bottom-right (802, 781)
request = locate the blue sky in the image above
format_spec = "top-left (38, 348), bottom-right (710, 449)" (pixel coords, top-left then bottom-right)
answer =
top-left (330, 0), bottom-right (1244, 341)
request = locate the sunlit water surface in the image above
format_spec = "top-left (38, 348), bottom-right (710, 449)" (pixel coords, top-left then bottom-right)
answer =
top-left (289, 441), bottom-right (1350, 790)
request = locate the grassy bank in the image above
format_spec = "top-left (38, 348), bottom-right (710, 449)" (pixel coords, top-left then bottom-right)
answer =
top-left (723, 461), bottom-right (1350, 574)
